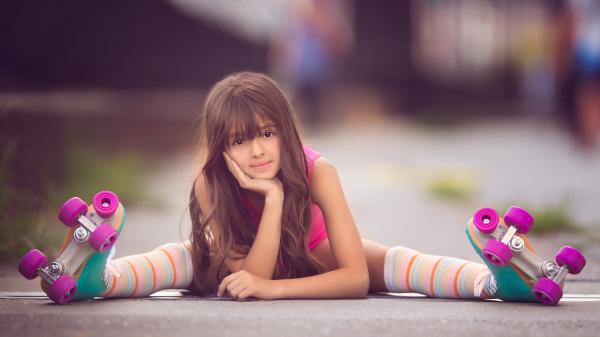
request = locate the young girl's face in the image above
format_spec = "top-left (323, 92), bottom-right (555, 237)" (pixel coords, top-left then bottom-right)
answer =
top-left (225, 120), bottom-right (281, 180)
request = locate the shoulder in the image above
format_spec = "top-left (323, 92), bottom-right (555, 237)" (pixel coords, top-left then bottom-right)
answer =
top-left (303, 145), bottom-right (322, 162)
top-left (312, 155), bottom-right (337, 179)
top-left (302, 144), bottom-right (336, 176)
top-left (303, 145), bottom-right (337, 184)
top-left (309, 154), bottom-right (340, 204)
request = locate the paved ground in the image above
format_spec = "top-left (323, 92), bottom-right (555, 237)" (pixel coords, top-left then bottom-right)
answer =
top-left (2, 116), bottom-right (600, 336)
top-left (1, 293), bottom-right (599, 337)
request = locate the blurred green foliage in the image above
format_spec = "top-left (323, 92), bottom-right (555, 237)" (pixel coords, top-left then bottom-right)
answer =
top-left (427, 169), bottom-right (479, 201)
top-left (527, 205), bottom-right (581, 235)
top-left (0, 138), bottom-right (63, 261)
top-left (425, 168), bottom-right (582, 235)
top-left (496, 203), bottom-right (581, 235)
top-left (0, 138), bottom-right (152, 261)
top-left (45, 143), bottom-right (151, 208)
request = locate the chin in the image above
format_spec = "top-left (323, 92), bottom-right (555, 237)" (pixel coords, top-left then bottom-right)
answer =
top-left (252, 172), bottom-right (277, 180)
top-left (251, 167), bottom-right (279, 180)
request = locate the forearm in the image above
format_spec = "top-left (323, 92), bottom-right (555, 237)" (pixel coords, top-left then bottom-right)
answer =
top-left (241, 193), bottom-right (283, 279)
top-left (272, 267), bottom-right (369, 299)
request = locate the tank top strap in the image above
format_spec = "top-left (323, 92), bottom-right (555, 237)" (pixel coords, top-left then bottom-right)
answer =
top-left (303, 145), bottom-right (321, 184)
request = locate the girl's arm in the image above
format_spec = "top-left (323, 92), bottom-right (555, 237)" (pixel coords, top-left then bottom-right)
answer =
top-left (272, 156), bottom-right (369, 298)
top-left (239, 190), bottom-right (283, 279)
top-left (202, 154), bottom-right (285, 280)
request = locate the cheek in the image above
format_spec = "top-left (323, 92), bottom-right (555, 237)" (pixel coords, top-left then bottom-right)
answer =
top-left (227, 149), bottom-right (247, 168)
top-left (229, 142), bottom-right (248, 154)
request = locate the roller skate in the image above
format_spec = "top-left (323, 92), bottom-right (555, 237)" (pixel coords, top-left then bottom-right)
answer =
top-left (18, 191), bottom-right (126, 304)
top-left (466, 206), bottom-right (586, 305)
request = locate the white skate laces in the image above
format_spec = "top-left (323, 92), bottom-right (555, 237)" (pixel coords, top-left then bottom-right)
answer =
top-left (102, 263), bottom-right (121, 288)
top-left (102, 246), bottom-right (120, 289)
top-left (485, 272), bottom-right (498, 296)
top-left (102, 269), bottom-right (111, 289)
top-left (474, 270), bottom-right (497, 298)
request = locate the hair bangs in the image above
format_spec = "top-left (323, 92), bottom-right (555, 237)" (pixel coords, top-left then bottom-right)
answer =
top-left (224, 93), bottom-right (277, 147)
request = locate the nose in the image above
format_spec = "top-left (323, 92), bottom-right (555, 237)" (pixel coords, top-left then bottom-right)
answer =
top-left (250, 138), bottom-right (264, 157)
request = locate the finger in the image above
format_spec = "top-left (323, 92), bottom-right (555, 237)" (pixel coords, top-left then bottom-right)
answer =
top-left (224, 272), bottom-right (248, 298)
top-left (237, 288), bottom-right (252, 301)
top-left (229, 157), bottom-right (248, 180)
top-left (228, 282), bottom-right (246, 299)
top-left (223, 153), bottom-right (248, 184)
top-left (218, 273), bottom-right (237, 296)
top-left (217, 281), bottom-right (227, 297)
top-left (223, 152), bottom-right (237, 171)
top-left (218, 272), bottom-right (242, 297)
top-left (223, 153), bottom-right (236, 173)
top-left (226, 278), bottom-right (243, 295)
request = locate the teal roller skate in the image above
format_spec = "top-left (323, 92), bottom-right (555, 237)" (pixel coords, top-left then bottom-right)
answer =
top-left (18, 191), bottom-right (126, 304)
top-left (466, 206), bottom-right (586, 305)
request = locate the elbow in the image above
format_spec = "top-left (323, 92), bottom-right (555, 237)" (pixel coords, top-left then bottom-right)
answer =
top-left (341, 264), bottom-right (369, 298)
top-left (351, 269), bottom-right (370, 298)
top-left (358, 274), bottom-right (370, 297)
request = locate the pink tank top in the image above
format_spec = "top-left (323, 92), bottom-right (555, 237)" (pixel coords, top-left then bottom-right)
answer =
top-left (240, 145), bottom-right (328, 251)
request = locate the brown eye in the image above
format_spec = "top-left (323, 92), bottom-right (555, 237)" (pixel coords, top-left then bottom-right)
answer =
top-left (264, 131), bottom-right (273, 138)
top-left (233, 138), bottom-right (243, 146)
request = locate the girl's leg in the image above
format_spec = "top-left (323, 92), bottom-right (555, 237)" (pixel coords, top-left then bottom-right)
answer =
top-left (100, 241), bottom-right (194, 298)
top-left (362, 239), bottom-right (495, 299)
top-left (311, 238), bottom-right (495, 299)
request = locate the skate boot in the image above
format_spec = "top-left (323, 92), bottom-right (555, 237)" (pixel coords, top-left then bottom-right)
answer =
top-left (18, 191), bottom-right (125, 304)
top-left (466, 206), bottom-right (586, 305)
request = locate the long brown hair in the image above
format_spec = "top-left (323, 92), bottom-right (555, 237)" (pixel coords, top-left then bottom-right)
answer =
top-left (189, 71), bottom-right (326, 295)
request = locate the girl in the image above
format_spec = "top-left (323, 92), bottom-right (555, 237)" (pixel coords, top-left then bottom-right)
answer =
top-left (29, 71), bottom-right (581, 304)
top-left (183, 71), bottom-right (493, 300)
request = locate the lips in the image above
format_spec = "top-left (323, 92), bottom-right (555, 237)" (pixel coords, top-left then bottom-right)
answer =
top-left (252, 161), bottom-right (272, 169)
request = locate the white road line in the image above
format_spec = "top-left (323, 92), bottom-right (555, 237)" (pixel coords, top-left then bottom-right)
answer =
top-left (1, 291), bottom-right (599, 301)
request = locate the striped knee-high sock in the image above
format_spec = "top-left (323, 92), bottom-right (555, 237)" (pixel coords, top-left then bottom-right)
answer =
top-left (383, 246), bottom-right (494, 299)
top-left (101, 242), bottom-right (193, 298)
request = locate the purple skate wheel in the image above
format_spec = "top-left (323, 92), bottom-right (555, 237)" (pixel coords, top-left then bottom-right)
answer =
top-left (89, 223), bottom-right (118, 252)
top-left (482, 239), bottom-right (513, 267)
top-left (92, 191), bottom-right (119, 219)
top-left (556, 246), bottom-right (587, 275)
top-left (58, 197), bottom-right (88, 228)
top-left (473, 208), bottom-right (499, 234)
top-left (533, 277), bottom-right (563, 306)
top-left (504, 206), bottom-right (534, 234)
top-left (48, 274), bottom-right (77, 304)
top-left (18, 249), bottom-right (48, 280)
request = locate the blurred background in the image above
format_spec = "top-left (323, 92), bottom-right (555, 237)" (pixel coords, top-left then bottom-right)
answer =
top-left (1, 0), bottom-right (599, 285)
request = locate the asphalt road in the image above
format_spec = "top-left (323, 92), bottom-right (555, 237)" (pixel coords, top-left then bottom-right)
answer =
top-left (1, 292), bottom-right (599, 337)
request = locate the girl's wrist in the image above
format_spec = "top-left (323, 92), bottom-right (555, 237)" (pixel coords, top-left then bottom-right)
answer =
top-left (270, 279), bottom-right (285, 299)
top-left (265, 189), bottom-right (284, 204)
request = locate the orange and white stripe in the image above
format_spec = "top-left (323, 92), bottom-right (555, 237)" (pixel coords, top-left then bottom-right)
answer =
top-left (102, 242), bottom-right (193, 298)
top-left (384, 246), bottom-right (490, 299)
